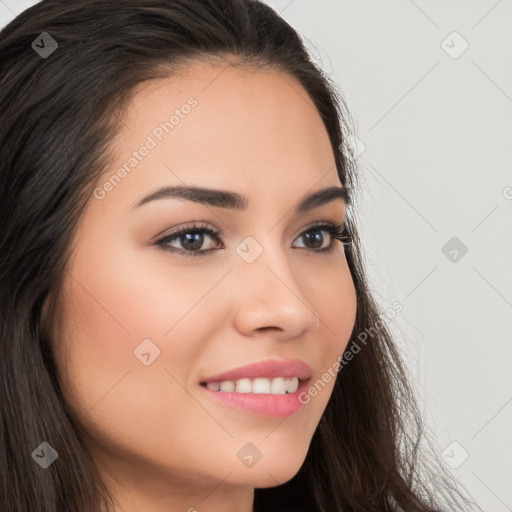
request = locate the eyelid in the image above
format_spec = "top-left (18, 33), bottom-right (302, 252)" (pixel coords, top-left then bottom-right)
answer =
top-left (154, 221), bottom-right (223, 252)
top-left (152, 220), bottom-right (219, 242)
top-left (300, 218), bottom-right (346, 231)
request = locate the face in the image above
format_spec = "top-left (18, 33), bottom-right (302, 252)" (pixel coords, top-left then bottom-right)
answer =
top-left (51, 60), bottom-right (357, 511)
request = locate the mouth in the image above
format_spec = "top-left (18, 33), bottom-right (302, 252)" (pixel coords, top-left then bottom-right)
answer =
top-left (199, 376), bottom-right (311, 395)
top-left (197, 359), bottom-right (313, 417)
top-left (199, 377), bottom-right (312, 418)
top-left (199, 358), bottom-right (312, 387)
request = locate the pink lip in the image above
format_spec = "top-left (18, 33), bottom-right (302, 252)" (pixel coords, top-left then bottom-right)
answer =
top-left (199, 358), bottom-right (313, 384)
top-left (200, 377), bottom-right (311, 417)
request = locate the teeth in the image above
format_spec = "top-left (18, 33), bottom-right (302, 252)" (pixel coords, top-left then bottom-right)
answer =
top-left (236, 378), bottom-right (252, 393)
top-left (219, 381), bottom-right (235, 392)
top-left (270, 377), bottom-right (286, 394)
top-left (205, 377), bottom-right (300, 394)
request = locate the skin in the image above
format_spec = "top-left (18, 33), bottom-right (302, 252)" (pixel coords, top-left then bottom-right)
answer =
top-left (50, 60), bottom-right (357, 512)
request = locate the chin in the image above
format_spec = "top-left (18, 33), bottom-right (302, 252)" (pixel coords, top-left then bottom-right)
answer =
top-left (238, 451), bottom-right (308, 489)
top-left (252, 466), bottom-right (303, 489)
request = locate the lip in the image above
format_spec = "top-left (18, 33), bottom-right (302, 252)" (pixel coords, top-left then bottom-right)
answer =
top-left (200, 377), bottom-right (311, 417)
top-left (199, 358), bottom-right (313, 384)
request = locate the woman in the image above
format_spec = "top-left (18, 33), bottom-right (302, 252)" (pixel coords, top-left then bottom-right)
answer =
top-left (0, 1), bottom-right (478, 511)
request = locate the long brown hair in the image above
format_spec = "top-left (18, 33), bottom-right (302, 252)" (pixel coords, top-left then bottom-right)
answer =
top-left (0, 1), bottom-right (478, 510)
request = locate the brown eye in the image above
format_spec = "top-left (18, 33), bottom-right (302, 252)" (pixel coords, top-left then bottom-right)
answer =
top-left (298, 229), bottom-right (329, 250)
top-left (156, 223), bottom-right (223, 257)
top-left (292, 222), bottom-right (349, 254)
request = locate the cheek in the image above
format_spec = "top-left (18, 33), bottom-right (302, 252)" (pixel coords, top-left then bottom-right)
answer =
top-left (52, 256), bottom-right (228, 471)
top-left (61, 244), bottom-right (223, 357)
top-left (311, 260), bottom-right (357, 364)
top-left (295, 260), bottom-right (357, 423)
top-left (54, 241), bottom-right (230, 407)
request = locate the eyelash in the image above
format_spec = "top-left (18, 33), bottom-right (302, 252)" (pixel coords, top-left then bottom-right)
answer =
top-left (155, 221), bottom-right (352, 258)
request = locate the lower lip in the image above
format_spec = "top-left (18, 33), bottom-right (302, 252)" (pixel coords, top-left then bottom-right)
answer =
top-left (200, 379), bottom-right (311, 417)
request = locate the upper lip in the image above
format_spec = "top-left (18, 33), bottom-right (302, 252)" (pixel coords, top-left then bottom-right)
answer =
top-left (200, 359), bottom-right (313, 384)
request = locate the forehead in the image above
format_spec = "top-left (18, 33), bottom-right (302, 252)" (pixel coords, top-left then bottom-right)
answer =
top-left (98, 59), bottom-right (339, 212)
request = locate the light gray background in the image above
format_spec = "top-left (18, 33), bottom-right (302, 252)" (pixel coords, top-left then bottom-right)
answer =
top-left (1, 1), bottom-right (511, 510)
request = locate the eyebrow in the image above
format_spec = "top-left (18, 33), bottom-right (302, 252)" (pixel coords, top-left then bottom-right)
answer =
top-left (132, 184), bottom-right (350, 212)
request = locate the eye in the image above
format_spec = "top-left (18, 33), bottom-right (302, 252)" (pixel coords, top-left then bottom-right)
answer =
top-left (155, 221), bottom-right (223, 258)
top-left (292, 222), bottom-right (351, 254)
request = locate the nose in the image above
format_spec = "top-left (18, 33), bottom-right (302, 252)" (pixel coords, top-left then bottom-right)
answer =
top-left (231, 239), bottom-right (321, 339)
